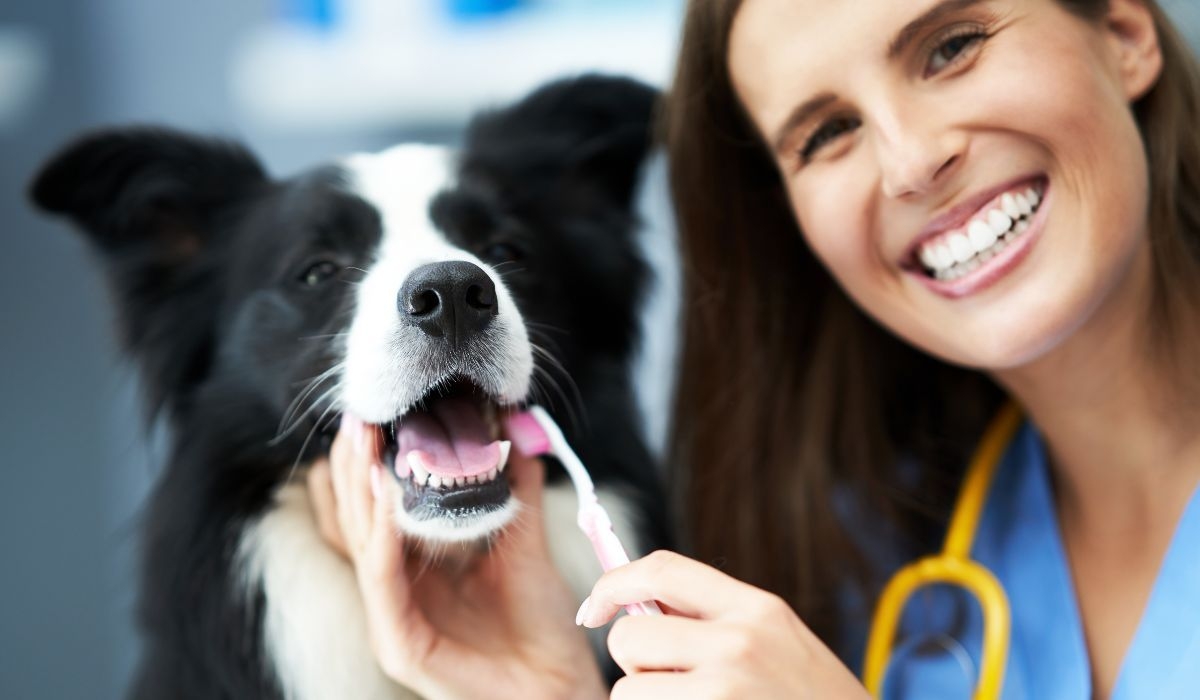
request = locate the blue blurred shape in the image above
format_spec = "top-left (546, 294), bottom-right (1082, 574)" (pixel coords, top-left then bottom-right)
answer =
top-left (279, 0), bottom-right (340, 30)
top-left (448, 0), bottom-right (524, 21)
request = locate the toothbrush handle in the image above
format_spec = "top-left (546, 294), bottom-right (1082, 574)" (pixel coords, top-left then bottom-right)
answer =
top-left (591, 528), bottom-right (663, 616)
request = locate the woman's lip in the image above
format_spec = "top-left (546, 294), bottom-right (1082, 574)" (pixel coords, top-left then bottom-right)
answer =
top-left (902, 174), bottom-right (1048, 265)
top-left (910, 183), bottom-right (1051, 299)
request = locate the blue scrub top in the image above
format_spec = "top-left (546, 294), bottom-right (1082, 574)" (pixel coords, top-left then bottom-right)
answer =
top-left (879, 422), bottom-right (1200, 699)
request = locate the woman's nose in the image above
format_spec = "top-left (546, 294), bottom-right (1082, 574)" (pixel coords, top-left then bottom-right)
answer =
top-left (873, 107), bottom-right (965, 199)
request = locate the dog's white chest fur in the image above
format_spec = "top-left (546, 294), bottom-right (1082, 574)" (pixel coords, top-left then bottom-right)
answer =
top-left (238, 480), bottom-right (638, 699)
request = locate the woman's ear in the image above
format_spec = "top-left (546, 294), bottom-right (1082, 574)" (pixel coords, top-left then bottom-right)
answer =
top-left (1104, 0), bottom-right (1164, 102)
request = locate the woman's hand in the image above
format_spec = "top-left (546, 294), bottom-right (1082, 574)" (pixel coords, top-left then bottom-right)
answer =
top-left (579, 550), bottom-right (870, 700)
top-left (307, 415), bottom-right (606, 700)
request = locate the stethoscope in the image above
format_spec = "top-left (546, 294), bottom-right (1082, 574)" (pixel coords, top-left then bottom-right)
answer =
top-left (862, 402), bottom-right (1023, 700)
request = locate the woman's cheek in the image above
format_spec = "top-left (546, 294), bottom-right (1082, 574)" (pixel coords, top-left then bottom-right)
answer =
top-left (790, 176), bottom-right (879, 294)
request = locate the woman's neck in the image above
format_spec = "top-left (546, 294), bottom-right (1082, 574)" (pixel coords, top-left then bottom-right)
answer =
top-left (994, 246), bottom-right (1200, 534)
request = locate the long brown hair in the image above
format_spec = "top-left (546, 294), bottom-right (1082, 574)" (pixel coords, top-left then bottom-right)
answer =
top-left (663, 0), bottom-right (1200, 655)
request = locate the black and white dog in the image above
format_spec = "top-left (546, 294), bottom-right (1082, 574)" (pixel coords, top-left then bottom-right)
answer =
top-left (31, 75), bottom-right (669, 699)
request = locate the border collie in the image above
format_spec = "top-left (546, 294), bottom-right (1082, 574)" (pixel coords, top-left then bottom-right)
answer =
top-left (30, 75), bottom-right (668, 699)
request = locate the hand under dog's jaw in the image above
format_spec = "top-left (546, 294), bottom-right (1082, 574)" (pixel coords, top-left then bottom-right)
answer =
top-left (370, 374), bottom-right (526, 543)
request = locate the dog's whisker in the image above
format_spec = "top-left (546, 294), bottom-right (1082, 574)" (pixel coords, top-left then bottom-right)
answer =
top-left (529, 343), bottom-right (586, 433)
top-left (284, 393), bottom-right (344, 484)
top-left (274, 366), bottom-right (344, 445)
top-left (281, 363), bottom-right (343, 421)
top-left (525, 321), bottom-right (569, 337)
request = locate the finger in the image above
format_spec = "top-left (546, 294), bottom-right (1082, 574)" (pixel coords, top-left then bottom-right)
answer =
top-left (606, 614), bottom-right (724, 674)
top-left (306, 459), bottom-right (348, 558)
top-left (582, 550), bottom-right (766, 627)
top-left (354, 470), bottom-right (437, 682)
top-left (490, 452), bottom-right (548, 552)
top-left (345, 415), bottom-right (380, 546)
top-left (610, 671), bottom-right (713, 700)
top-left (331, 414), bottom-right (377, 554)
top-left (328, 417), bottom-right (356, 539)
top-left (508, 451), bottom-right (546, 511)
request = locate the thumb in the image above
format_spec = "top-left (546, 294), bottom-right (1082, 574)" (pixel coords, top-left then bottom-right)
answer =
top-left (355, 466), bottom-right (438, 680)
top-left (498, 453), bottom-right (552, 555)
top-left (507, 451), bottom-right (546, 510)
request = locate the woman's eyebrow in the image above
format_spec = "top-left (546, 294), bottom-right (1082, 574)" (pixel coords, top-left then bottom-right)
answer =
top-left (888, 0), bottom-right (988, 60)
top-left (771, 93), bottom-right (837, 155)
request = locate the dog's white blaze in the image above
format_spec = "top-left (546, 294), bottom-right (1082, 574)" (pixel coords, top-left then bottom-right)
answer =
top-left (238, 483), bottom-right (417, 700)
top-left (339, 144), bottom-right (533, 425)
top-left (239, 480), bottom-right (638, 699)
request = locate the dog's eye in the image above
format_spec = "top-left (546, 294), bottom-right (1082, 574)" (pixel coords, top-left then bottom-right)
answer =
top-left (482, 243), bottom-right (522, 264)
top-left (299, 260), bottom-right (339, 287)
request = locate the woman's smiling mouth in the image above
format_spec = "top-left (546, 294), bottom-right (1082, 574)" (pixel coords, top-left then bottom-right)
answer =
top-left (904, 176), bottom-right (1050, 299)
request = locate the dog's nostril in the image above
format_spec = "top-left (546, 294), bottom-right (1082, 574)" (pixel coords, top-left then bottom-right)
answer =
top-left (409, 289), bottom-right (440, 316)
top-left (465, 284), bottom-right (496, 312)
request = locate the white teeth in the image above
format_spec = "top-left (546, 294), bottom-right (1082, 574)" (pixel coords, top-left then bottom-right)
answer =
top-left (497, 440), bottom-right (511, 473)
top-left (934, 244), bottom-right (955, 270)
top-left (919, 246), bottom-right (939, 270)
top-left (1016, 193), bottom-right (1033, 216)
top-left (917, 182), bottom-right (1043, 280)
top-left (427, 474), bottom-right (442, 489)
top-left (454, 476), bottom-right (466, 487)
top-left (407, 454), bottom-right (429, 486)
top-left (986, 209), bottom-right (1013, 237)
top-left (948, 234), bottom-right (973, 264)
top-left (1000, 193), bottom-right (1021, 219)
top-left (968, 219), bottom-right (998, 252)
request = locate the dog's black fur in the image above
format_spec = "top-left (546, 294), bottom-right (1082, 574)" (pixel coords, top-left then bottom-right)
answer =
top-left (31, 75), bottom-right (667, 699)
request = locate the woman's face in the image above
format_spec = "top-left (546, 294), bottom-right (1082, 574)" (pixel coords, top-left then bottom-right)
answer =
top-left (728, 0), bottom-right (1163, 369)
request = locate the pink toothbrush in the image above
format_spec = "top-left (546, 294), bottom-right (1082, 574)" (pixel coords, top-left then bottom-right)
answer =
top-left (504, 406), bottom-right (663, 617)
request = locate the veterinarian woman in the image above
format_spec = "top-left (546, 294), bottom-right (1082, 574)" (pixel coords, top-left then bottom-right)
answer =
top-left (309, 0), bottom-right (1200, 697)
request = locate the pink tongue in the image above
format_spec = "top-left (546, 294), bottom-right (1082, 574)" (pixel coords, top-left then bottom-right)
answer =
top-left (396, 397), bottom-right (501, 477)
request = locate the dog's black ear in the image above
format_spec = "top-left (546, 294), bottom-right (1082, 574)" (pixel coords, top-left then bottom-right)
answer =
top-left (464, 74), bottom-right (660, 210)
top-left (30, 126), bottom-right (266, 252)
top-left (550, 74), bottom-right (659, 209)
top-left (29, 127), bottom-right (268, 414)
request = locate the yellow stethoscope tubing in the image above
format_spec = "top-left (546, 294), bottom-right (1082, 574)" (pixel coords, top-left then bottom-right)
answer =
top-left (863, 402), bottom-right (1024, 700)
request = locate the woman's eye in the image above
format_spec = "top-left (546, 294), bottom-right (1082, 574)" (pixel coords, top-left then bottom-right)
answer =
top-left (926, 30), bottom-right (986, 76)
top-left (801, 116), bottom-right (861, 162)
top-left (298, 260), bottom-right (339, 287)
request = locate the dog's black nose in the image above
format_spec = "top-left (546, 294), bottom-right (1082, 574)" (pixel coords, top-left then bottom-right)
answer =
top-left (399, 261), bottom-right (498, 346)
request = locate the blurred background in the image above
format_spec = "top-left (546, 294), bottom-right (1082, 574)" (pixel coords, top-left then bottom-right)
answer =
top-left (2, 1), bottom-right (1199, 698)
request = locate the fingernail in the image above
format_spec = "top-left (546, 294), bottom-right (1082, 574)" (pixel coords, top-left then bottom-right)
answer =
top-left (370, 463), bottom-right (382, 499)
top-left (575, 596), bottom-right (591, 626)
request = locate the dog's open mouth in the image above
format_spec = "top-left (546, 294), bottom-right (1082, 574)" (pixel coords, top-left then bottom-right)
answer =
top-left (378, 376), bottom-right (514, 521)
